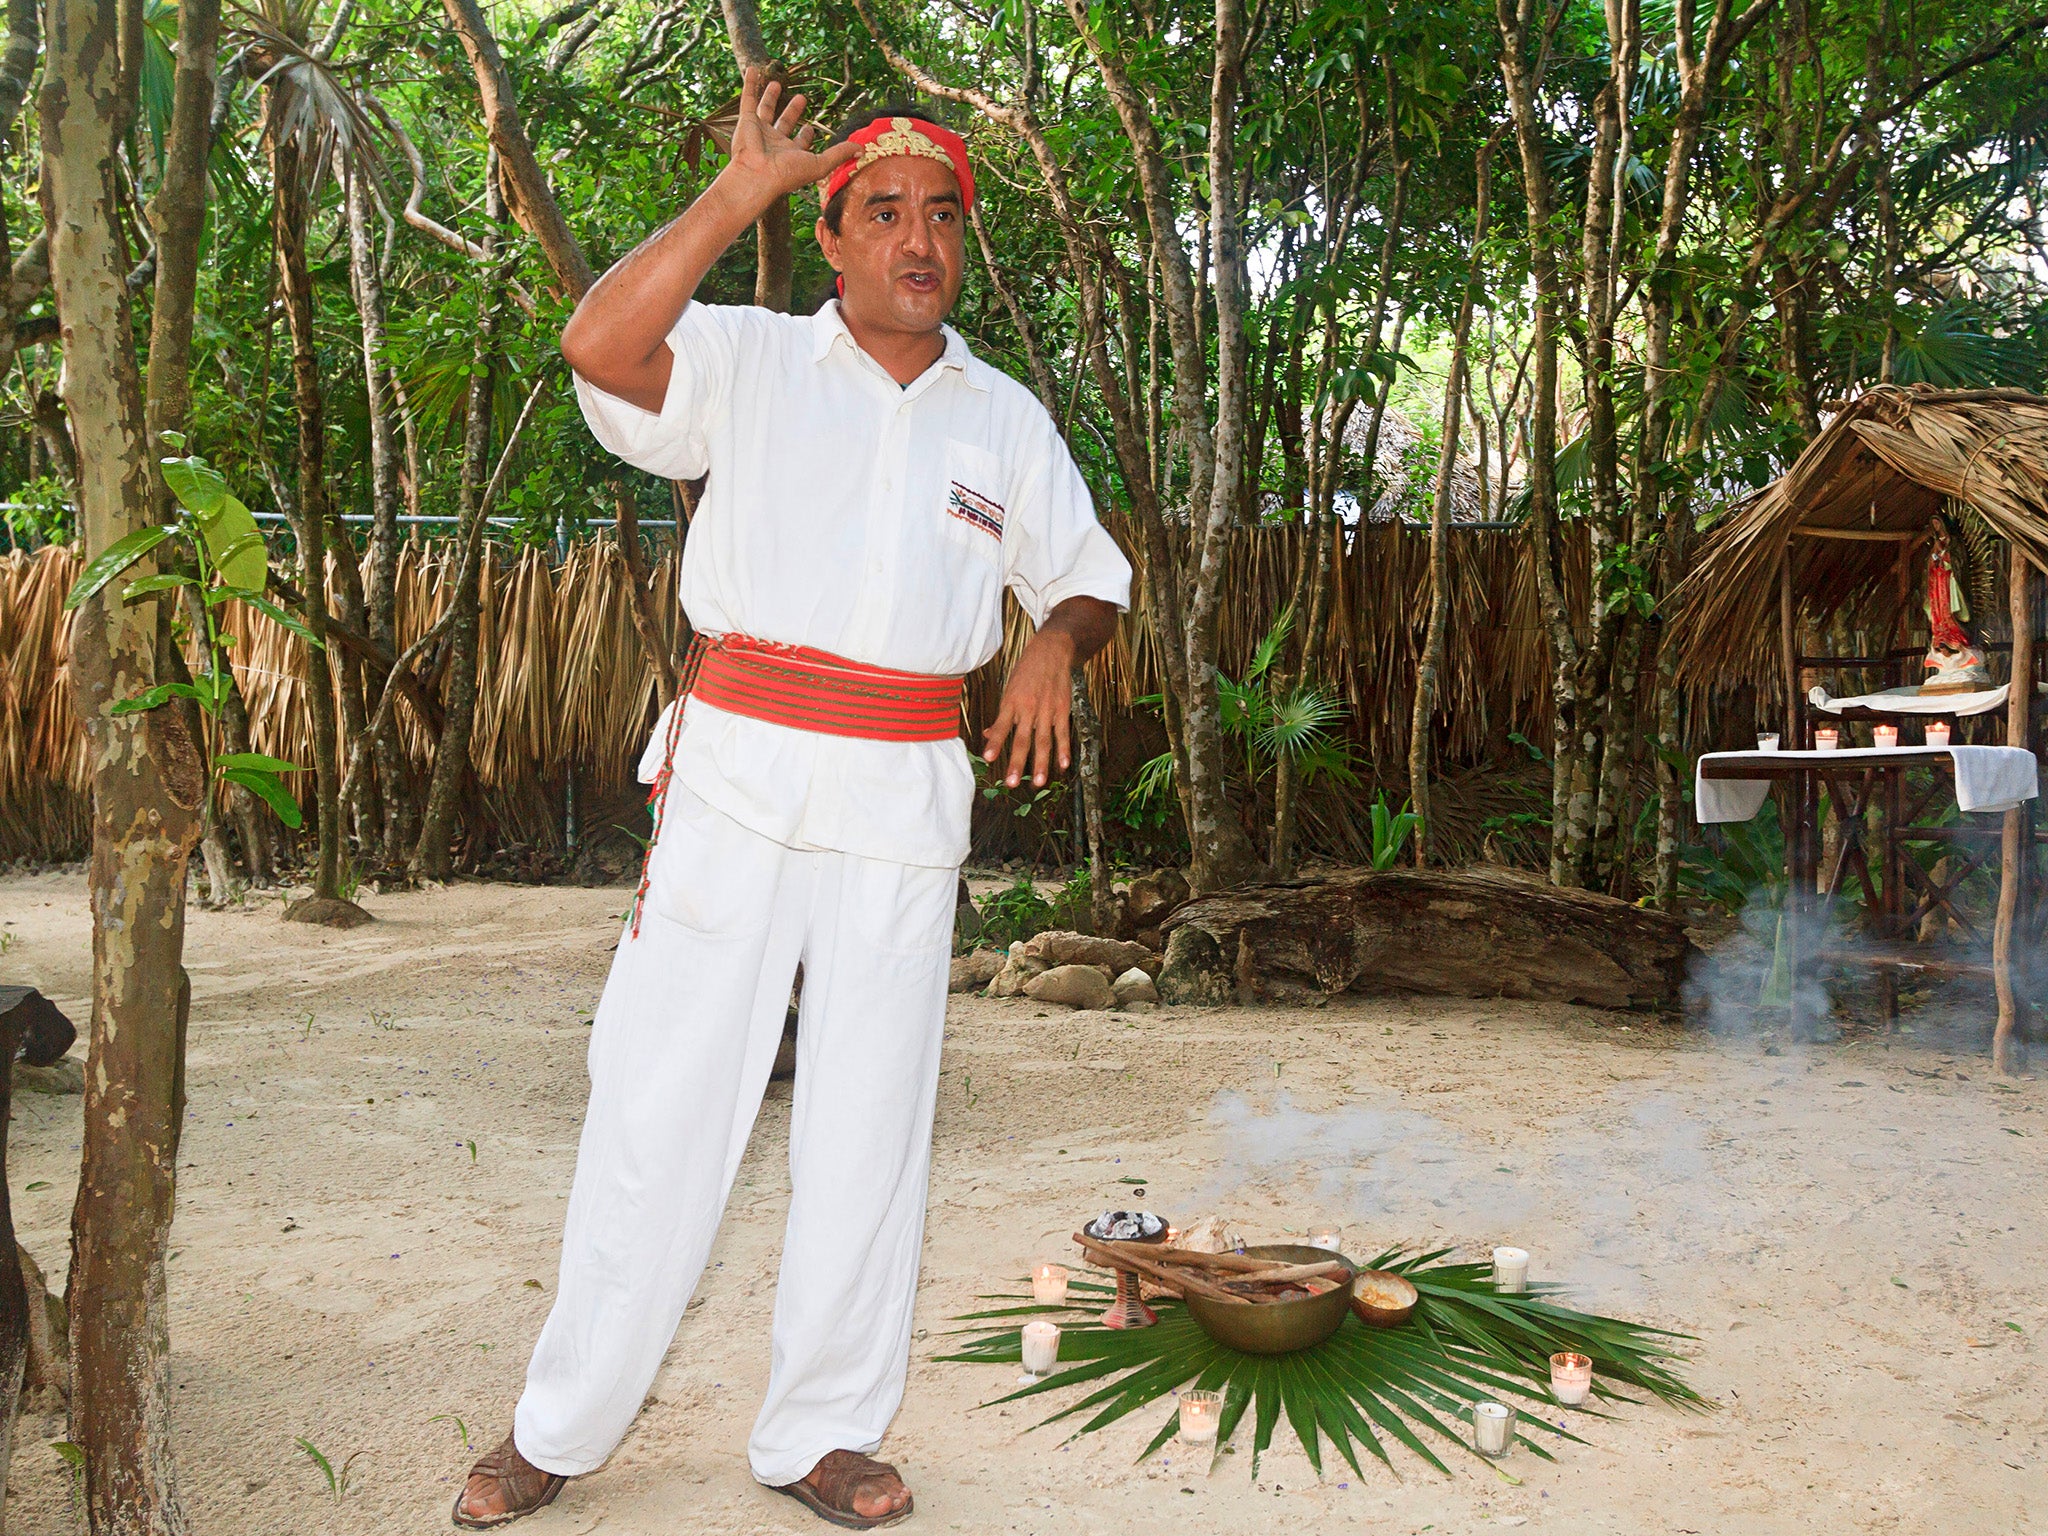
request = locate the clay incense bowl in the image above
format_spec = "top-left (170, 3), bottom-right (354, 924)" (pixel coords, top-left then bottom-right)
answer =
top-left (1183, 1244), bottom-right (1360, 1355)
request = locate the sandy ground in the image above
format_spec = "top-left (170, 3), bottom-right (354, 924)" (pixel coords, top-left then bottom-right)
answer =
top-left (2, 868), bottom-right (2045, 1535)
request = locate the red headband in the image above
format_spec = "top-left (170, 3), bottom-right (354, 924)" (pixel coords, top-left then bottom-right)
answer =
top-left (823, 116), bottom-right (975, 214)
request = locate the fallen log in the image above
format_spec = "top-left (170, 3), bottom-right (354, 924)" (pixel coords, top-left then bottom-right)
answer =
top-left (1157, 865), bottom-right (1692, 1012)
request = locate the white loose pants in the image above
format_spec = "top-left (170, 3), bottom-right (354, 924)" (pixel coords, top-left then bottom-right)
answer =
top-left (513, 786), bottom-right (957, 1486)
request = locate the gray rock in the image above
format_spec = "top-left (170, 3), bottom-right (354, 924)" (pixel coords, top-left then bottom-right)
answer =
top-left (949, 950), bottom-right (1005, 993)
top-left (1023, 964), bottom-right (1117, 1011)
top-left (14, 1055), bottom-right (83, 1095)
top-left (1020, 930), bottom-right (1161, 978)
top-left (987, 941), bottom-right (1046, 998)
top-left (1156, 925), bottom-right (1234, 1006)
top-left (1110, 967), bottom-right (1159, 1007)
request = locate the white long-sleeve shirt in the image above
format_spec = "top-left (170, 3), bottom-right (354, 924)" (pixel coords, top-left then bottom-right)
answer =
top-left (575, 300), bottom-right (1133, 870)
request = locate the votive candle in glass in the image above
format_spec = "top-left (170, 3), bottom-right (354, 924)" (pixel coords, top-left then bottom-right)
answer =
top-left (1492, 1246), bottom-right (1530, 1293)
top-left (1020, 1320), bottom-right (1060, 1378)
top-left (1815, 727), bottom-right (1840, 751)
top-left (1031, 1263), bottom-right (1070, 1306)
top-left (1308, 1225), bottom-right (1342, 1253)
top-left (1179, 1389), bottom-right (1223, 1444)
top-left (1927, 721), bottom-right (1952, 748)
top-left (1873, 724), bottom-right (1899, 749)
top-left (1550, 1351), bottom-right (1593, 1406)
top-left (1757, 732), bottom-right (1781, 752)
top-left (1473, 1400), bottom-right (1515, 1457)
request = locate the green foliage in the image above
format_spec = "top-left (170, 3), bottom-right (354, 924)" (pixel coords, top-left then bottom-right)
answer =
top-left (1368, 793), bottom-right (1422, 871)
top-left (940, 1250), bottom-right (1701, 1480)
top-left (62, 437), bottom-right (312, 831)
top-left (2, 477), bottom-right (73, 548)
top-left (976, 876), bottom-right (1056, 949)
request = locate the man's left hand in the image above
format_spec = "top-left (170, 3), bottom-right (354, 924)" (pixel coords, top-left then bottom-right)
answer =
top-left (982, 597), bottom-right (1118, 789)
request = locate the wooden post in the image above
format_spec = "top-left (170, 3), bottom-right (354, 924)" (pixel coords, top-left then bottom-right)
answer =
top-left (1780, 548), bottom-right (1799, 742)
top-left (1994, 549), bottom-right (2035, 1074)
top-left (1779, 547), bottom-right (1809, 1035)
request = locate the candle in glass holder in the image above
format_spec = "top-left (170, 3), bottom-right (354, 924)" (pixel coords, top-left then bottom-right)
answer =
top-left (1927, 721), bottom-right (1952, 748)
top-left (1031, 1263), bottom-right (1069, 1306)
top-left (1179, 1389), bottom-right (1223, 1444)
top-left (1492, 1246), bottom-right (1529, 1293)
top-left (1757, 732), bottom-right (1780, 752)
top-left (1550, 1351), bottom-right (1593, 1406)
top-left (1873, 724), bottom-right (1899, 749)
top-left (1020, 1320), bottom-right (1060, 1379)
top-left (1473, 1400), bottom-right (1515, 1457)
top-left (1815, 727), bottom-right (1840, 751)
top-left (1308, 1225), bottom-right (1342, 1253)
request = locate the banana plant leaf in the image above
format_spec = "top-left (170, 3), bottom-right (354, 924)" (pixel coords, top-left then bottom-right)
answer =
top-left (935, 1248), bottom-right (1703, 1480)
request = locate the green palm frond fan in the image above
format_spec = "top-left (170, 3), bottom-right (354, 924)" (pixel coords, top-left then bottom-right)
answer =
top-left (939, 1251), bottom-right (1704, 1481)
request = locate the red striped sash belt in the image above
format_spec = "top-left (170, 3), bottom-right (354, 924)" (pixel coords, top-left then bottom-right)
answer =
top-left (680, 632), bottom-right (963, 743)
top-left (628, 633), bottom-right (962, 937)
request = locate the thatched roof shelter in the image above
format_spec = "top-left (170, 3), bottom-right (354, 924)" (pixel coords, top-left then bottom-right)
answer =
top-left (1667, 385), bottom-right (2048, 687)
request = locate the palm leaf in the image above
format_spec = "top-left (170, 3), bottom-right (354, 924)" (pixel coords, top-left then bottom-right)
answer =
top-left (941, 1250), bottom-right (1702, 1482)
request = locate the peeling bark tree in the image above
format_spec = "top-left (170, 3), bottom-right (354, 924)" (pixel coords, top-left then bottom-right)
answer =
top-left (43, 0), bottom-right (205, 1523)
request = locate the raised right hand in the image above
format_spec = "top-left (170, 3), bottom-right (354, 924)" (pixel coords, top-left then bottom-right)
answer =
top-left (719, 64), bottom-right (860, 216)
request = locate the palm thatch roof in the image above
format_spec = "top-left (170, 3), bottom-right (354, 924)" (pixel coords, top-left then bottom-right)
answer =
top-left (1667, 385), bottom-right (2048, 686)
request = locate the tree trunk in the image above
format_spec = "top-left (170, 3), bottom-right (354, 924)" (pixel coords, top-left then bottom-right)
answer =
top-left (1496, 0), bottom-right (1579, 887)
top-left (143, 0), bottom-right (227, 905)
top-left (43, 0), bottom-right (204, 1521)
top-left (1411, 136), bottom-right (1498, 868)
top-left (1157, 867), bottom-right (1692, 1012)
top-left (268, 126), bottom-right (343, 900)
top-left (345, 158), bottom-right (416, 867)
top-left (1070, 668), bottom-right (1117, 934)
top-left (719, 0), bottom-right (792, 310)
top-left (413, 158), bottom-right (507, 880)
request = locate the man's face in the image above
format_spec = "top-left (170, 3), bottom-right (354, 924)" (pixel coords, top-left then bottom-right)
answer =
top-left (816, 157), bottom-right (966, 338)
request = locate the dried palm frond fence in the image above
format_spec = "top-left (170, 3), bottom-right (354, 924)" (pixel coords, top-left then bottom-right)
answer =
top-left (2, 518), bottom-right (1592, 870)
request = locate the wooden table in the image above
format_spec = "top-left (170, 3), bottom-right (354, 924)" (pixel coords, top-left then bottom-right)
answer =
top-left (1696, 746), bottom-right (2041, 1031)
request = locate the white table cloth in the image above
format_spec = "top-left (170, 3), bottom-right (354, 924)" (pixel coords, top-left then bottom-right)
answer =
top-left (1695, 744), bottom-right (2040, 825)
top-left (1807, 683), bottom-right (2012, 717)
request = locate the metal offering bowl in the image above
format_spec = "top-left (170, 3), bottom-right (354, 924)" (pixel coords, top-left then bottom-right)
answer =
top-left (1350, 1268), bottom-right (1419, 1328)
top-left (1183, 1244), bottom-right (1360, 1355)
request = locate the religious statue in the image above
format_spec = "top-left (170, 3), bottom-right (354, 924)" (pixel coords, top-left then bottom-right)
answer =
top-left (1922, 521), bottom-right (1992, 694)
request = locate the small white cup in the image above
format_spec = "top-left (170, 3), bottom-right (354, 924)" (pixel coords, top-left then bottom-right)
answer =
top-left (1020, 1320), bottom-right (1059, 1379)
top-left (1756, 732), bottom-right (1780, 752)
top-left (1473, 1400), bottom-right (1515, 1457)
top-left (1492, 1246), bottom-right (1530, 1293)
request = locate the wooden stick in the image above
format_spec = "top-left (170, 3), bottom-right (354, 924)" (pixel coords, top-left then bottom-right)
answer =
top-left (1071, 1234), bottom-right (1248, 1304)
top-left (1147, 1248), bottom-right (1290, 1274)
top-left (1215, 1258), bottom-right (1347, 1286)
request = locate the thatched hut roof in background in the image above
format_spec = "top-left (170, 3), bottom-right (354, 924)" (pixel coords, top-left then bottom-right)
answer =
top-left (1345, 407), bottom-right (1489, 525)
top-left (1666, 385), bottom-right (2048, 686)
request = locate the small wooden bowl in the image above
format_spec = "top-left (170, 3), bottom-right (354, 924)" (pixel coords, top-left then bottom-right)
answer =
top-left (1350, 1269), bottom-right (1419, 1328)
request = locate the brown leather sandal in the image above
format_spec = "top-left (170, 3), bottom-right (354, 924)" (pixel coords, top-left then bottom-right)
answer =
top-left (771, 1449), bottom-right (914, 1530)
top-left (450, 1432), bottom-right (568, 1529)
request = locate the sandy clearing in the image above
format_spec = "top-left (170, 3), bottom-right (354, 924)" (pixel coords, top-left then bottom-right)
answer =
top-left (2, 868), bottom-right (2043, 1535)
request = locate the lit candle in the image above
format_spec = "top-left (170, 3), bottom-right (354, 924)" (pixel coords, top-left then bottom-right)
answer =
top-left (1031, 1263), bottom-right (1069, 1306)
top-left (1756, 732), bottom-right (1780, 752)
top-left (1550, 1351), bottom-right (1593, 1406)
top-left (1020, 1320), bottom-right (1060, 1378)
top-left (1926, 721), bottom-right (1951, 748)
top-left (1178, 1389), bottom-right (1223, 1444)
top-left (1473, 1400), bottom-right (1515, 1457)
top-left (1814, 727), bottom-right (1840, 751)
top-left (1873, 724), bottom-right (1899, 749)
top-left (1492, 1246), bottom-right (1529, 1293)
top-left (1308, 1225), bottom-right (1342, 1253)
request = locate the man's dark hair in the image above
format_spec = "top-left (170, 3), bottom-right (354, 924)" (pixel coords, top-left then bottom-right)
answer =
top-left (818, 100), bottom-right (950, 234)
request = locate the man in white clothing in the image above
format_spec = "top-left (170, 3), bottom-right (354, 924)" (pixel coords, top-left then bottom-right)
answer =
top-left (451, 67), bottom-right (1130, 1531)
